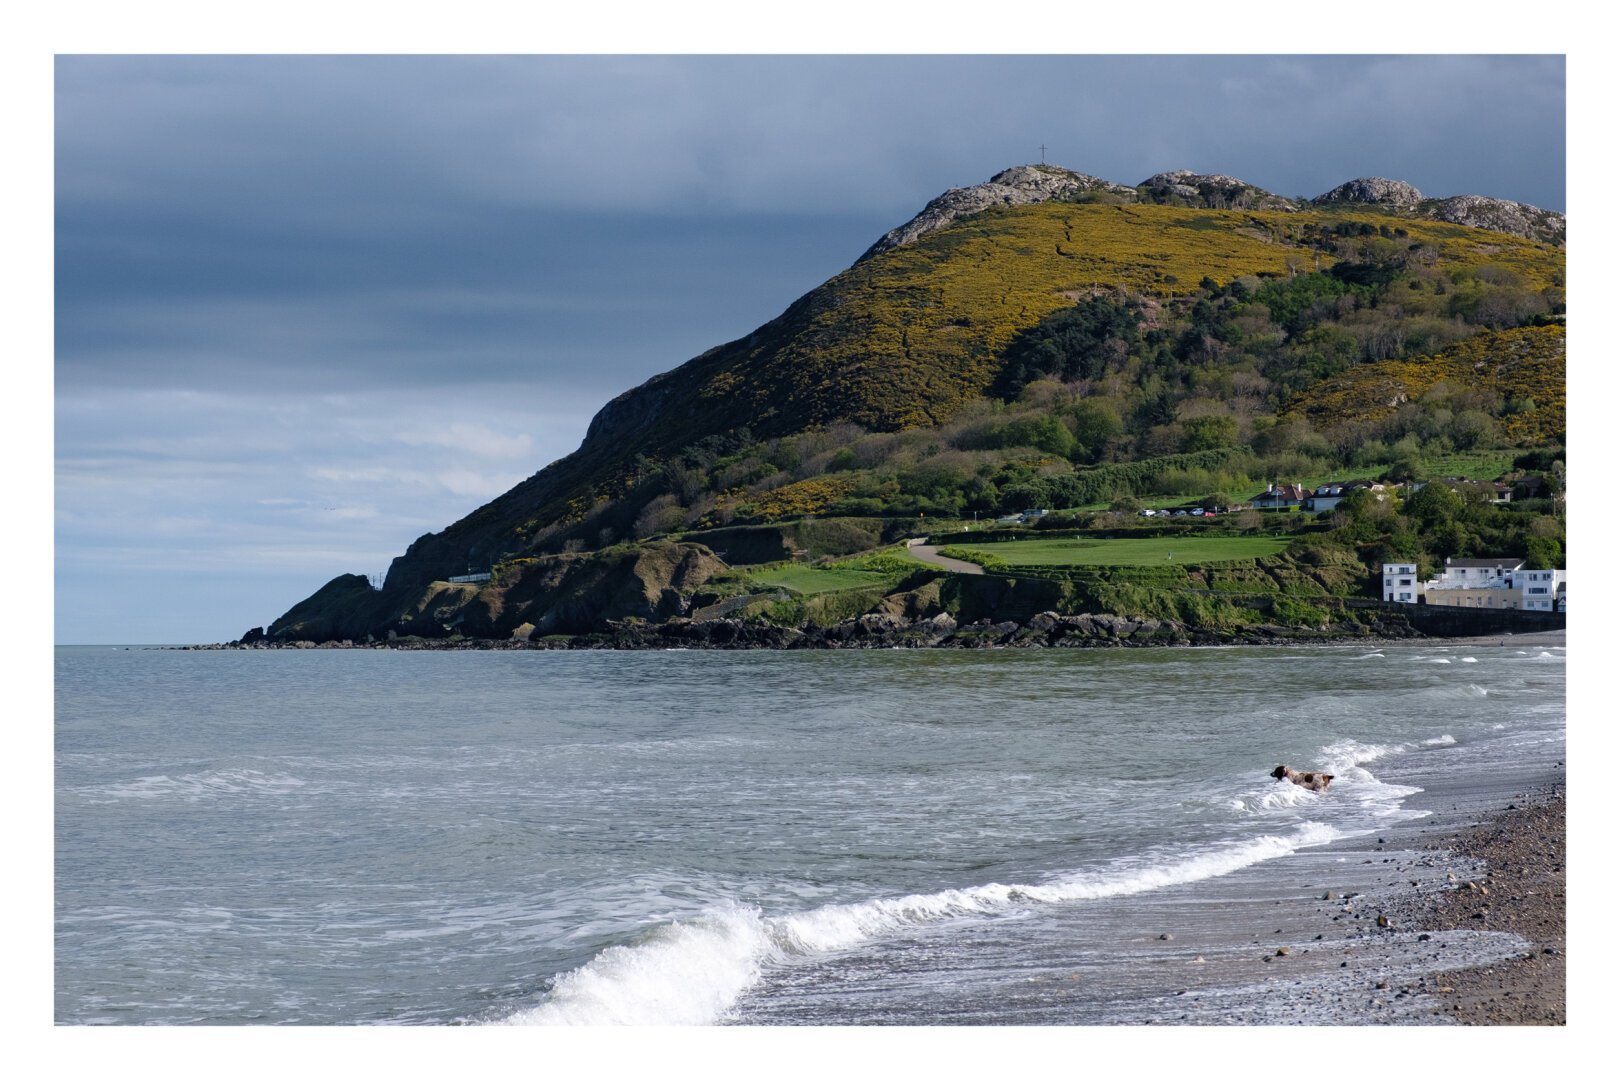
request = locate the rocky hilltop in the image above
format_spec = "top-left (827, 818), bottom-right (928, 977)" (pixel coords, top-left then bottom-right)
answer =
top-left (859, 165), bottom-right (1134, 261)
top-left (864, 167), bottom-right (1563, 264)
top-left (1315, 177), bottom-right (1425, 208)
top-left (1314, 176), bottom-right (1564, 245)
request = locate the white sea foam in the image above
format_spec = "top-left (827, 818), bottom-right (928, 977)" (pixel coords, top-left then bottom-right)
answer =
top-left (1356, 653), bottom-right (1385, 659)
top-left (495, 822), bottom-right (1340, 1026)
top-left (1318, 739), bottom-right (1402, 772)
top-left (90, 769), bottom-right (307, 802)
top-left (1459, 656), bottom-right (1478, 663)
top-left (1423, 734), bottom-right (1457, 746)
top-left (1313, 740), bottom-right (1422, 818)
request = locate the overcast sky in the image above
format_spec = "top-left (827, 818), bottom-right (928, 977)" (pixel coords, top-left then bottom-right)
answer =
top-left (54, 54), bottom-right (1567, 644)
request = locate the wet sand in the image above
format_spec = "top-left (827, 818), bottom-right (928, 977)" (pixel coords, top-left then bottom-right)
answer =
top-left (1384, 788), bottom-right (1565, 1023)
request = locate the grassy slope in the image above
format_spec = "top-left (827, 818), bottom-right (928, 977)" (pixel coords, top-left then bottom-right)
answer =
top-left (943, 535), bottom-right (1293, 566)
top-left (746, 564), bottom-right (904, 595)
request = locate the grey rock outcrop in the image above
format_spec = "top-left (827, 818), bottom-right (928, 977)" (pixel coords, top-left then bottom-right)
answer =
top-left (1137, 170), bottom-right (1296, 211)
top-left (1313, 176), bottom-right (1564, 246)
top-left (858, 165), bottom-right (1134, 262)
top-left (1314, 177), bottom-right (1425, 208)
top-left (1418, 194), bottom-right (1566, 246)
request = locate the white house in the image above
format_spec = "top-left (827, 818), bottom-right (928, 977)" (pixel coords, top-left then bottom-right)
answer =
top-left (1253, 483), bottom-right (1307, 510)
top-left (1382, 562), bottom-right (1423, 603)
top-left (1381, 557), bottom-right (1565, 612)
top-left (1432, 557), bottom-right (1524, 589)
top-left (1515, 568), bottom-right (1566, 612)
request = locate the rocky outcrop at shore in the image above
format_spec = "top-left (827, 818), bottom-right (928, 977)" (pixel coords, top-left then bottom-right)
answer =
top-left (222, 606), bottom-right (1426, 651)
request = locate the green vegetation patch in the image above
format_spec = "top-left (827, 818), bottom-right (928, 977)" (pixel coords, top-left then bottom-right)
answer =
top-left (746, 564), bottom-right (900, 595)
top-left (943, 535), bottom-right (1292, 567)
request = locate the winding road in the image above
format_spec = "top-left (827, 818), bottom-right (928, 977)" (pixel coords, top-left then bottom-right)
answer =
top-left (907, 542), bottom-right (986, 575)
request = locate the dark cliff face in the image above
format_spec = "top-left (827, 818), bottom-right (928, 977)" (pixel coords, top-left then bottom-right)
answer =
top-left (264, 542), bottom-right (729, 644)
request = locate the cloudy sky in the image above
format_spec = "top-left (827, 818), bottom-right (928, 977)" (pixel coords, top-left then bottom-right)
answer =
top-left (53, 53), bottom-right (1567, 644)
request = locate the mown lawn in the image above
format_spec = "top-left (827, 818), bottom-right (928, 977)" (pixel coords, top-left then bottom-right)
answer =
top-left (945, 535), bottom-right (1292, 566)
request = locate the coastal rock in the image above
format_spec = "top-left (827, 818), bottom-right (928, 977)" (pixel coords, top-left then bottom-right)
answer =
top-left (1314, 177), bottom-right (1424, 208)
top-left (858, 165), bottom-right (1134, 261)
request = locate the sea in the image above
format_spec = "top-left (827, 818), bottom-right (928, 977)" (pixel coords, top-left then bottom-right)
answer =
top-left (54, 640), bottom-right (1566, 1026)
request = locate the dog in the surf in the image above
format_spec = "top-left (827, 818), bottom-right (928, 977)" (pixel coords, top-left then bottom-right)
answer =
top-left (1271, 765), bottom-right (1334, 791)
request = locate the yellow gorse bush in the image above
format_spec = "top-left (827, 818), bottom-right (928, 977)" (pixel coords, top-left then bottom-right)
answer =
top-left (1302, 325), bottom-right (1565, 442)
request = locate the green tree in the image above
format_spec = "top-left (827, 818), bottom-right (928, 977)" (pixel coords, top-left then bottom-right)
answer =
top-left (1070, 399), bottom-right (1125, 462)
top-left (1524, 536), bottom-right (1563, 570)
top-left (1001, 415), bottom-right (1077, 458)
top-left (1402, 482), bottom-right (1461, 530)
top-left (1181, 415), bottom-right (1238, 453)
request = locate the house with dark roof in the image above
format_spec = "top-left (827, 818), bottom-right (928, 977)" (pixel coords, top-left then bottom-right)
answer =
top-left (1251, 483), bottom-right (1307, 510)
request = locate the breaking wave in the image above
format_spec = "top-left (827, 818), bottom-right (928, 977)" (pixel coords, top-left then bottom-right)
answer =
top-left (495, 823), bottom-right (1340, 1026)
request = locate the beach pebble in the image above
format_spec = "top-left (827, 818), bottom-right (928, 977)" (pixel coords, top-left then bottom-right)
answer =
top-left (1276, 947), bottom-right (1290, 956)
top-left (1159, 933), bottom-right (1173, 940)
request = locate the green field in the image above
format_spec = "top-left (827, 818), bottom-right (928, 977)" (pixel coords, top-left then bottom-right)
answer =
top-left (944, 535), bottom-right (1292, 567)
top-left (746, 564), bottom-right (902, 595)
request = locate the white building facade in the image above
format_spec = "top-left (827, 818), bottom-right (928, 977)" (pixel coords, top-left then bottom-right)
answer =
top-left (1382, 562), bottom-right (1423, 603)
top-left (1515, 568), bottom-right (1566, 612)
top-left (1381, 557), bottom-right (1566, 612)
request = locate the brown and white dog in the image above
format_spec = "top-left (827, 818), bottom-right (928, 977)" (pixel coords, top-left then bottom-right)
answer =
top-left (1271, 765), bottom-right (1334, 791)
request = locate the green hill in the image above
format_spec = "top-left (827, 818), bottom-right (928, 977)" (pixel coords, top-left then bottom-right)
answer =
top-left (255, 165), bottom-right (1565, 644)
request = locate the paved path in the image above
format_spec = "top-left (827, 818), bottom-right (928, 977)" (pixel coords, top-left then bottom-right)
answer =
top-left (908, 543), bottom-right (986, 575)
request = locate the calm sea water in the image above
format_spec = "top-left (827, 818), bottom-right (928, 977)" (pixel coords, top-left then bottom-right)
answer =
top-left (55, 642), bottom-right (1565, 1025)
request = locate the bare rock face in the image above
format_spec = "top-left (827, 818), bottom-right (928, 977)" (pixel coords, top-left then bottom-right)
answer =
top-left (858, 165), bottom-right (1133, 261)
top-left (1137, 170), bottom-right (1296, 211)
top-left (1418, 194), bottom-right (1566, 246)
top-left (1315, 177), bottom-right (1425, 208)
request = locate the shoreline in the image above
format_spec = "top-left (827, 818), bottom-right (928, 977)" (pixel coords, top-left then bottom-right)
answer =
top-left (1390, 787), bottom-right (1566, 1024)
top-left (1097, 778), bottom-right (1567, 1027)
top-left (184, 627), bottom-right (1567, 652)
